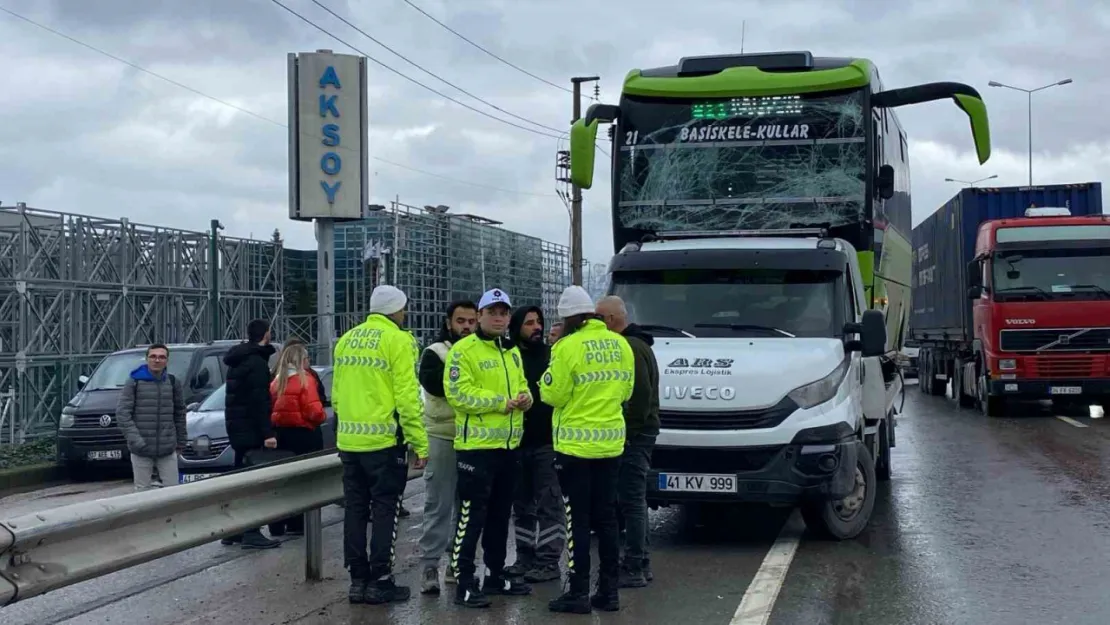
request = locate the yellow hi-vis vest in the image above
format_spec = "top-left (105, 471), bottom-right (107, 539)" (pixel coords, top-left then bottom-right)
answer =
top-left (443, 332), bottom-right (530, 451)
top-left (332, 314), bottom-right (429, 458)
top-left (540, 319), bottom-right (634, 459)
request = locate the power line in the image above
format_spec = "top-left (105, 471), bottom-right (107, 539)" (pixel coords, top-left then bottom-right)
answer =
top-left (309, 0), bottom-right (562, 134)
top-left (268, 0), bottom-right (562, 139)
top-left (0, 4), bottom-right (557, 199)
top-left (400, 0), bottom-right (572, 95)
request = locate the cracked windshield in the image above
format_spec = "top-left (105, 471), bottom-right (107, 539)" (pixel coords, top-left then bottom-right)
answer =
top-left (617, 90), bottom-right (866, 233)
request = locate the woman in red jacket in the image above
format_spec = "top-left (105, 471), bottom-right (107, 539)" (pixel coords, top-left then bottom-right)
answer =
top-left (268, 342), bottom-right (327, 536)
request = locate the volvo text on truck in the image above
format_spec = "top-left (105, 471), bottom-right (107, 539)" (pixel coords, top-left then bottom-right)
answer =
top-left (568, 51), bottom-right (992, 538)
top-left (910, 183), bottom-right (1106, 416)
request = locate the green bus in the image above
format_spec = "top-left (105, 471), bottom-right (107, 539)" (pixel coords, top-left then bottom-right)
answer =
top-left (570, 51), bottom-right (992, 353)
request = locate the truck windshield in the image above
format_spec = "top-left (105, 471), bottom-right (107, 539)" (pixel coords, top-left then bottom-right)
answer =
top-left (84, 350), bottom-right (193, 391)
top-left (616, 89), bottom-right (866, 235)
top-left (610, 268), bottom-right (844, 338)
top-left (993, 249), bottom-right (1110, 300)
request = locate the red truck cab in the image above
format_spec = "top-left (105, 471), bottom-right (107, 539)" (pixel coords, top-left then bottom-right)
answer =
top-left (967, 207), bottom-right (1110, 414)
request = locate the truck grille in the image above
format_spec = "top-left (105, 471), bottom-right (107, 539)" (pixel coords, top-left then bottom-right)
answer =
top-left (999, 328), bottom-right (1110, 352)
top-left (652, 446), bottom-right (782, 473)
top-left (658, 397), bottom-right (797, 431)
top-left (1027, 355), bottom-right (1099, 378)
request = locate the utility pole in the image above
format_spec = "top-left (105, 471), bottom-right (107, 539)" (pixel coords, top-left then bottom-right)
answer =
top-left (209, 219), bottom-right (224, 341)
top-left (570, 75), bottom-right (599, 286)
top-left (988, 78), bottom-right (1073, 186)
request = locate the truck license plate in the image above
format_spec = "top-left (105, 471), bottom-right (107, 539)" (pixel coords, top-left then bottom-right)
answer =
top-left (179, 472), bottom-right (220, 484)
top-left (658, 473), bottom-right (737, 493)
top-left (1050, 386), bottom-right (1082, 395)
top-left (87, 450), bottom-right (122, 461)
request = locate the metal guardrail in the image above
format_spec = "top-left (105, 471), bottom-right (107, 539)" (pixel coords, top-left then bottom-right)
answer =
top-left (0, 452), bottom-right (421, 606)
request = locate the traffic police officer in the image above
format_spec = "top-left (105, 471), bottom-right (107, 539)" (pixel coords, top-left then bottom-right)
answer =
top-left (333, 285), bottom-right (429, 605)
top-left (540, 285), bottom-right (634, 614)
top-left (445, 287), bottom-right (533, 608)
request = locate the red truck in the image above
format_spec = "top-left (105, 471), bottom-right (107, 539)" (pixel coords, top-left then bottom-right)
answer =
top-left (910, 183), bottom-right (1107, 416)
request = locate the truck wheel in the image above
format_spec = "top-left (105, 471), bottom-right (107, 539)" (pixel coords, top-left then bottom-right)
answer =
top-left (929, 358), bottom-right (948, 396)
top-left (919, 357), bottom-right (933, 395)
top-left (954, 362), bottom-right (976, 408)
top-left (875, 419), bottom-right (892, 482)
top-left (978, 374), bottom-right (1007, 417)
top-left (800, 441), bottom-right (876, 540)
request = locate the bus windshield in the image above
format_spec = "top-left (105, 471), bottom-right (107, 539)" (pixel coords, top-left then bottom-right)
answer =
top-left (616, 89), bottom-right (867, 235)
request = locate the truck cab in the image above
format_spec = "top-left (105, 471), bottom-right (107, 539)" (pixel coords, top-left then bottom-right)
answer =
top-left (609, 229), bottom-right (897, 539)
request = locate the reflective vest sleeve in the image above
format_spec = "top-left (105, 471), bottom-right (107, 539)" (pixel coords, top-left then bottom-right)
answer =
top-left (390, 331), bottom-right (428, 459)
top-left (444, 345), bottom-right (509, 414)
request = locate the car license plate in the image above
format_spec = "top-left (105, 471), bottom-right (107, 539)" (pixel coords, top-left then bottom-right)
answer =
top-left (179, 472), bottom-right (220, 484)
top-left (87, 450), bottom-right (122, 461)
top-left (1050, 386), bottom-right (1082, 395)
top-left (658, 473), bottom-right (737, 493)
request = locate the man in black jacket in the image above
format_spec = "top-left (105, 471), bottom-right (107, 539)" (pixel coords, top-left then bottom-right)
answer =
top-left (505, 305), bottom-right (564, 583)
top-left (221, 318), bottom-right (280, 550)
top-left (597, 296), bottom-right (660, 588)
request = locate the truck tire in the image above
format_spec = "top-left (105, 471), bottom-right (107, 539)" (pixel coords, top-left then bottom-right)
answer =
top-left (929, 357), bottom-right (948, 396)
top-left (919, 357), bottom-right (933, 395)
top-left (954, 361), bottom-right (977, 408)
top-left (875, 418), bottom-right (892, 482)
top-left (801, 441), bottom-right (876, 540)
top-left (978, 374), bottom-right (1007, 417)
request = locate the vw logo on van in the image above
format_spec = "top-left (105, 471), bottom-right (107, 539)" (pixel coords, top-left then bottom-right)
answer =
top-left (99, 414), bottom-right (112, 427)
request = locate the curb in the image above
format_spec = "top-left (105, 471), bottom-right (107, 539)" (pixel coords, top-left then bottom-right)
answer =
top-left (0, 462), bottom-right (66, 496)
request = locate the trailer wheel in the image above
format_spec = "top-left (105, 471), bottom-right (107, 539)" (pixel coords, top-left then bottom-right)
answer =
top-left (801, 441), bottom-right (876, 540)
top-left (953, 360), bottom-right (977, 408)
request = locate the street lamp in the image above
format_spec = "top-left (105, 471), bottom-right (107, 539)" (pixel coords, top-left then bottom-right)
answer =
top-left (945, 174), bottom-right (999, 187)
top-left (988, 78), bottom-right (1073, 186)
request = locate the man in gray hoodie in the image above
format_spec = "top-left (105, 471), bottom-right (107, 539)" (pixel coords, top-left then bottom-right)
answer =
top-left (115, 343), bottom-right (187, 490)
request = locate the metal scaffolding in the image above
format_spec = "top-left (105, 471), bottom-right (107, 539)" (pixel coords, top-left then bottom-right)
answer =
top-left (281, 201), bottom-right (572, 347)
top-left (0, 203), bottom-right (283, 444)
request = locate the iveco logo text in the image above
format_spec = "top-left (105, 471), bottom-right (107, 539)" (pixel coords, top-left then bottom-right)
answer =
top-left (662, 386), bottom-right (736, 400)
top-left (1005, 319), bottom-right (1036, 325)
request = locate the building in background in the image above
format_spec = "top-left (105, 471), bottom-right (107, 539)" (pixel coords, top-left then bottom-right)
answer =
top-left (282, 201), bottom-right (572, 347)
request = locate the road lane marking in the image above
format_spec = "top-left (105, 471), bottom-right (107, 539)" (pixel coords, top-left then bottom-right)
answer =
top-left (1056, 416), bottom-right (1088, 428)
top-left (729, 510), bottom-right (803, 625)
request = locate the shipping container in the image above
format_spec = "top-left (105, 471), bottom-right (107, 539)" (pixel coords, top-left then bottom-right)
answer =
top-left (910, 182), bottom-right (1103, 342)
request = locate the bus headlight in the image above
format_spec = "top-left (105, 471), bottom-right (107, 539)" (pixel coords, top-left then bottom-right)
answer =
top-left (787, 358), bottom-right (850, 409)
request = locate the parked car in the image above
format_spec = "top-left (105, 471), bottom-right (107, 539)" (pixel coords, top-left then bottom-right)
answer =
top-left (897, 341), bottom-right (920, 379)
top-left (56, 341), bottom-right (272, 478)
top-left (178, 365), bottom-right (336, 483)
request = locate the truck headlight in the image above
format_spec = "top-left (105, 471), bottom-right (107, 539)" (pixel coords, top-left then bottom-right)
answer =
top-left (787, 358), bottom-right (850, 409)
top-left (59, 405), bottom-right (76, 428)
top-left (998, 359), bottom-right (1016, 371)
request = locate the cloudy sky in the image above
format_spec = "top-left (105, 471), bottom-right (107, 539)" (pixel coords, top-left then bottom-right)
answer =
top-left (0, 0), bottom-right (1106, 267)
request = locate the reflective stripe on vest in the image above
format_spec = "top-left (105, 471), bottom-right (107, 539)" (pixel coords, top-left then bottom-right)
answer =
top-left (338, 421), bottom-right (398, 437)
top-left (456, 423), bottom-right (524, 446)
top-left (555, 425), bottom-right (626, 443)
top-left (574, 370), bottom-right (633, 385)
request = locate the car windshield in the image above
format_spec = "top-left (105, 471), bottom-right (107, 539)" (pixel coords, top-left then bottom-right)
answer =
top-left (610, 268), bottom-right (844, 338)
top-left (84, 350), bottom-right (193, 391)
top-left (197, 384), bottom-right (226, 412)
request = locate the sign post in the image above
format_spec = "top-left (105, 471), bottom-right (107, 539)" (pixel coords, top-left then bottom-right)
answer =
top-left (288, 48), bottom-right (369, 582)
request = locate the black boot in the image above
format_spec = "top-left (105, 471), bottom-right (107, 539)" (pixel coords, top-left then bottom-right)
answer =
top-left (483, 574), bottom-right (532, 596)
top-left (591, 580), bottom-right (620, 612)
top-left (454, 576), bottom-right (492, 608)
top-left (348, 578), bottom-right (368, 604)
top-left (240, 529), bottom-right (280, 550)
top-left (364, 575), bottom-right (411, 605)
top-left (619, 559), bottom-right (649, 588)
top-left (220, 534), bottom-right (242, 546)
top-left (548, 577), bottom-right (592, 614)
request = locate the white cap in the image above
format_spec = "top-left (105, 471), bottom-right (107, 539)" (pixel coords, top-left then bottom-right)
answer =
top-left (557, 285), bottom-right (595, 318)
top-left (478, 288), bottom-right (512, 310)
top-left (369, 285), bottom-right (407, 315)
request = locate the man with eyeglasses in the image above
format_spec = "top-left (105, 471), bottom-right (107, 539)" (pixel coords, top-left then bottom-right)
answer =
top-left (116, 343), bottom-right (187, 491)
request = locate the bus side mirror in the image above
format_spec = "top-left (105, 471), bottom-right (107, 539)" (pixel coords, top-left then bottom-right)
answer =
top-left (872, 82), bottom-right (992, 165)
top-left (876, 165), bottom-right (894, 200)
top-left (569, 119), bottom-right (599, 189)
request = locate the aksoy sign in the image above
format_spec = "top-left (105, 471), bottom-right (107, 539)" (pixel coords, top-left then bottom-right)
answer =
top-left (288, 50), bottom-right (369, 221)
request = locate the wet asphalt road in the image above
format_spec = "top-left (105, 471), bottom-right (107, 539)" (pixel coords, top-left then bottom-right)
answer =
top-left (4, 381), bottom-right (1110, 624)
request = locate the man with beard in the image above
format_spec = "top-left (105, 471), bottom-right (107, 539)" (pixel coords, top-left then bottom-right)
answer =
top-left (596, 296), bottom-right (660, 588)
top-left (504, 305), bottom-right (564, 583)
top-left (417, 300), bottom-right (478, 595)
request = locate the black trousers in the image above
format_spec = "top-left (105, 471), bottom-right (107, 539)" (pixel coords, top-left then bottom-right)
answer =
top-left (269, 427), bottom-right (324, 534)
top-left (340, 445), bottom-right (409, 580)
top-left (555, 452), bottom-right (621, 592)
top-left (451, 448), bottom-right (520, 582)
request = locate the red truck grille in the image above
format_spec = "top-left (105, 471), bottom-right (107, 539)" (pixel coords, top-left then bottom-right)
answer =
top-left (1027, 355), bottom-right (1099, 378)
